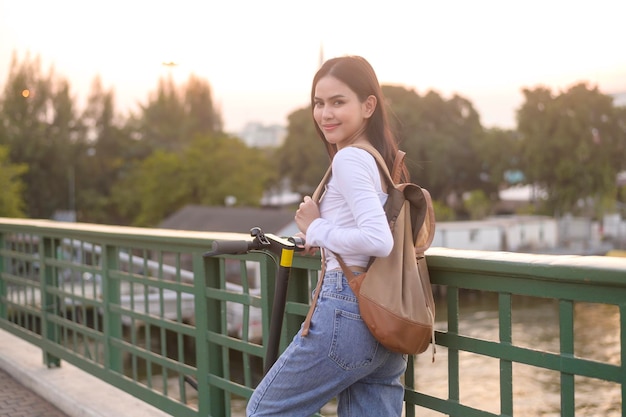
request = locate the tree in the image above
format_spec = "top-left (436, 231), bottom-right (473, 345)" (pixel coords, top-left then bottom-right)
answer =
top-left (518, 82), bottom-right (623, 216)
top-left (112, 135), bottom-right (272, 227)
top-left (74, 77), bottom-right (146, 224)
top-left (615, 104), bottom-right (626, 173)
top-left (0, 52), bottom-right (83, 218)
top-left (475, 127), bottom-right (522, 197)
top-left (0, 145), bottom-right (27, 217)
top-left (464, 189), bottom-right (491, 220)
top-left (182, 74), bottom-right (223, 135)
top-left (136, 74), bottom-right (223, 151)
top-left (383, 86), bottom-right (485, 211)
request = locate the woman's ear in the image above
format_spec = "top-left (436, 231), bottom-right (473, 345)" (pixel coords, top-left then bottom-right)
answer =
top-left (363, 95), bottom-right (377, 118)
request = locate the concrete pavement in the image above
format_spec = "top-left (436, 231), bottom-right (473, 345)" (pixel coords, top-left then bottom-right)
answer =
top-left (0, 329), bottom-right (170, 417)
top-left (0, 367), bottom-right (69, 417)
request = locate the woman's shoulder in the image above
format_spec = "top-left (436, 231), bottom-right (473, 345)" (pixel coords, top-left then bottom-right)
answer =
top-left (332, 146), bottom-right (378, 175)
top-left (334, 146), bottom-right (376, 164)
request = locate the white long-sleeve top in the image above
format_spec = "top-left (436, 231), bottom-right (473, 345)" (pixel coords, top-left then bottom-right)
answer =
top-left (306, 146), bottom-right (393, 271)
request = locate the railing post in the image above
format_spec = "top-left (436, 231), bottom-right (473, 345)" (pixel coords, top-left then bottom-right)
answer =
top-left (498, 293), bottom-right (513, 415)
top-left (102, 244), bottom-right (123, 373)
top-left (619, 303), bottom-right (626, 414)
top-left (196, 252), bottom-right (224, 416)
top-left (40, 236), bottom-right (61, 368)
top-left (559, 300), bottom-right (575, 416)
top-left (447, 287), bottom-right (460, 405)
top-left (404, 355), bottom-right (416, 417)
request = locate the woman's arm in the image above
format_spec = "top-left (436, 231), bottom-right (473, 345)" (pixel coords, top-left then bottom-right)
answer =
top-left (304, 147), bottom-right (393, 257)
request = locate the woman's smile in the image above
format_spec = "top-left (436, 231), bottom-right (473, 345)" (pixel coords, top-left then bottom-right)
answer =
top-left (321, 123), bottom-right (340, 132)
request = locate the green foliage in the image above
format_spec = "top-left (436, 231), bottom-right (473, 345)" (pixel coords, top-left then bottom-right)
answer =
top-left (617, 106), bottom-right (626, 172)
top-left (0, 146), bottom-right (28, 217)
top-left (0, 52), bottom-right (83, 218)
top-left (382, 86), bottom-right (486, 206)
top-left (74, 77), bottom-right (147, 224)
top-left (594, 192), bottom-right (619, 220)
top-left (518, 82), bottom-right (624, 216)
top-left (515, 203), bottom-right (541, 216)
top-left (432, 200), bottom-right (455, 222)
top-left (112, 135), bottom-right (272, 227)
top-left (137, 74), bottom-right (223, 151)
top-left (0, 53), bottom-right (226, 225)
top-left (476, 127), bottom-right (521, 188)
top-left (463, 190), bottom-right (491, 220)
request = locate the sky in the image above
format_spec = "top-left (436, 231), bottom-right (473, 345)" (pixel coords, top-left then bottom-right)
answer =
top-left (1, 0), bottom-right (625, 134)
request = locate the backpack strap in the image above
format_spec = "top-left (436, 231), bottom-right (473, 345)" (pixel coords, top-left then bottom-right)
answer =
top-left (312, 166), bottom-right (332, 203)
top-left (348, 143), bottom-right (395, 188)
top-left (391, 150), bottom-right (406, 183)
top-left (415, 188), bottom-right (436, 253)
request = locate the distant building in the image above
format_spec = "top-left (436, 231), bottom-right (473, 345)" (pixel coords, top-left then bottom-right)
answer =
top-left (52, 210), bottom-right (76, 222)
top-left (432, 214), bottom-right (615, 255)
top-left (432, 215), bottom-right (558, 252)
top-left (495, 184), bottom-right (546, 214)
top-left (239, 122), bottom-right (287, 148)
top-left (260, 190), bottom-right (301, 208)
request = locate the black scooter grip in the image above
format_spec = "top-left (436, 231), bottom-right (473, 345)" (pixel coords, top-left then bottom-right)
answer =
top-left (204, 240), bottom-right (252, 257)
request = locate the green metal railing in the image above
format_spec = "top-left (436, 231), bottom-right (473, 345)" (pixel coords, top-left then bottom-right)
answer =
top-left (0, 218), bottom-right (625, 416)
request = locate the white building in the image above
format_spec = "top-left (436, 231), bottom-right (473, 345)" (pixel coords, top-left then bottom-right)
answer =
top-left (431, 215), bottom-right (618, 255)
top-left (239, 122), bottom-right (286, 148)
top-left (432, 216), bottom-right (558, 252)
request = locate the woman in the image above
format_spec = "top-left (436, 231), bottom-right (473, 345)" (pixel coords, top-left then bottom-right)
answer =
top-left (246, 55), bottom-right (408, 417)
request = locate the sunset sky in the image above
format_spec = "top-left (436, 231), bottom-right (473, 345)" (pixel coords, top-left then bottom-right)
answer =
top-left (1, 0), bottom-right (624, 133)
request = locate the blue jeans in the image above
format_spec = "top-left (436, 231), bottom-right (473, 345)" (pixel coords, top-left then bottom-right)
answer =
top-left (246, 270), bottom-right (408, 417)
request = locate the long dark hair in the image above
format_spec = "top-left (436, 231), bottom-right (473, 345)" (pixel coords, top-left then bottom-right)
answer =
top-left (311, 55), bottom-right (406, 179)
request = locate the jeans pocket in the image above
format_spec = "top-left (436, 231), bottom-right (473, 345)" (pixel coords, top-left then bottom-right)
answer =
top-left (329, 308), bottom-right (378, 370)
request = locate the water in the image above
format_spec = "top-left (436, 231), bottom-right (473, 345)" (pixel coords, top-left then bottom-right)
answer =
top-left (409, 294), bottom-right (621, 417)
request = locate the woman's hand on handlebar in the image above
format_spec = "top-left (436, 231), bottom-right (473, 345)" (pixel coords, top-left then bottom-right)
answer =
top-left (294, 232), bottom-right (318, 256)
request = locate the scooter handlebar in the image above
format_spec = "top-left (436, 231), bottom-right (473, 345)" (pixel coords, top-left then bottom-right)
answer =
top-left (204, 239), bottom-right (252, 256)
top-left (203, 228), bottom-right (306, 258)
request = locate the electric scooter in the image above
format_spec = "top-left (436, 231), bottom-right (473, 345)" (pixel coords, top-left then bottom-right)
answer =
top-left (184, 227), bottom-right (305, 390)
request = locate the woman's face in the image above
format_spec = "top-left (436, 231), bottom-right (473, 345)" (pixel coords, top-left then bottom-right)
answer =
top-left (313, 75), bottom-right (375, 149)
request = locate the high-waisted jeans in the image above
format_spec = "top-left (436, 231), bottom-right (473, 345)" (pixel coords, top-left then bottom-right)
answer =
top-left (246, 270), bottom-right (407, 417)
